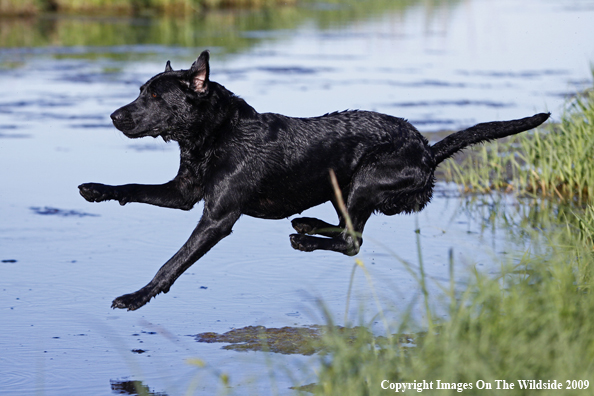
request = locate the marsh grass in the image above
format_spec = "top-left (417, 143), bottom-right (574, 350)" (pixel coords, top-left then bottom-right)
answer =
top-left (442, 85), bottom-right (594, 203)
top-left (312, 212), bottom-right (594, 395)
top-left (571, 204), bottom-right (594, 250)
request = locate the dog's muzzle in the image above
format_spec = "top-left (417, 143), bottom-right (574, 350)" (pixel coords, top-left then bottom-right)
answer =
top-left (110, 108), bottom-right (136, 132)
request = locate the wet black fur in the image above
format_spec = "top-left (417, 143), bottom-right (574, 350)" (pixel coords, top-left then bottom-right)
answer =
top-left (79, 51), bottom-right (550, 310)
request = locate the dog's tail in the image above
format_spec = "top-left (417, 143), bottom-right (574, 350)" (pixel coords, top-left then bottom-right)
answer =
top-left (431, 112), bottom-right (550, 165)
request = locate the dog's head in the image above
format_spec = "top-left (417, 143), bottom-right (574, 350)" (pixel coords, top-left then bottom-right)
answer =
top-left (110, 50), bottom-right (217, 141)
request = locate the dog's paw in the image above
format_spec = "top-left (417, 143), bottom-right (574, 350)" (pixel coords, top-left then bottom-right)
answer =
top-left (291, 218), bottom-right (317, 234)
top-left (292, 217), bottom-right (342, 237)
top-left (290, 234), bottom-right (317, 252)
top-left (112, 289), bottom-right (155, 311)
top-left (78, 183), bottom-right (114, 203)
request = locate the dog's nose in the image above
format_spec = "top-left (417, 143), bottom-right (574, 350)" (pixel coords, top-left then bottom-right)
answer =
top-left (110, 108), bottom-right (135, 131)
top-left (110, 110), bottom-right (123, 122)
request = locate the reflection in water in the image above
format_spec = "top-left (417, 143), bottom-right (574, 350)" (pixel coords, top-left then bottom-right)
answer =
top-left (0, 0), bottom-right (460, 54)
top-left (30, 206), bottom-right (100, 217)
top-left (111, 380), bottom-right (168, 396)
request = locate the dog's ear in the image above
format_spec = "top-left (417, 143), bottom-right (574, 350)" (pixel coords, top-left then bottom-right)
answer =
top-left (189, 50), bottom-right (210, 94)
top-left (165, 60), bottom-right (173, 72)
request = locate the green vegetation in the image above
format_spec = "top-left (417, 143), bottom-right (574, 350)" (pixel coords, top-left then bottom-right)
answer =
top-left (442, 86), bottom-right (594, 203)
top-left (0, 9), bottom-right (308, 54)
top-left (0, 0), bottom-right (453, 16)
top-left (0, 0), bottom-right (460, 58)
top-left (313, 230), bottom-right (594, 395)
top-left (0, 0), bottom-right (297, 16)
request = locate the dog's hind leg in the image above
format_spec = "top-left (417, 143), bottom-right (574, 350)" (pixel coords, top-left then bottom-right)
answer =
top-left (289, 208), bottom-right (371, 256)
top-left (290, 188), bottom-right (373, 256)
top-left (289, 153), bottom-right (427, 256)
top-left (291, 200), bottom-right (347, 237)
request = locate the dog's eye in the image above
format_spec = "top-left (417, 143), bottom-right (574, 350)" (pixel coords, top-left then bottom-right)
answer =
top-left (151, 92), bottom-right (158, 98)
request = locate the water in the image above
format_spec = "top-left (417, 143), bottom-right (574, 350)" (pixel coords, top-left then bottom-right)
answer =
top-left (1, 0), bottom-right (593, 394)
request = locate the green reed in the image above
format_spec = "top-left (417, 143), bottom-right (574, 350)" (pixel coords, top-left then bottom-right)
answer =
top-left (442, 85), bottom-right (594, 204)
top-left (312, 203), bottom-right (594, 396)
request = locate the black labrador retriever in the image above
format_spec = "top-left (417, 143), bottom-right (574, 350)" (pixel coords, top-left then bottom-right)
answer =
top-left (79, 51), bottom-right (549, 310)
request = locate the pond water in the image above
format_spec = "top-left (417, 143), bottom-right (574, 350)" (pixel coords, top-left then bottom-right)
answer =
top-left (1, 0), bottom-right (594, 394)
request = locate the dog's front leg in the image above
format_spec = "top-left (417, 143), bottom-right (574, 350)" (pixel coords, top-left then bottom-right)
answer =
top-left (78, 181), bottom-right (197, 210)
top-left (111, 208), bottom-right (240, 311)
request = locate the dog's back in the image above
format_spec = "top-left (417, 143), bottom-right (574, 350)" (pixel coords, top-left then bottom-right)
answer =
top-left (226, 109), bottom-right (435, 218)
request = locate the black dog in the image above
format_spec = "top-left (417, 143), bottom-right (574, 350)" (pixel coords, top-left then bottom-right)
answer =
top-left (79, 51), bottom-right (549, 310)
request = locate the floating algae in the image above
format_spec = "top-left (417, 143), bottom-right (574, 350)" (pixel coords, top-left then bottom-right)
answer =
top-left (195, 325), bottom-right (419, 355)
top-left (195, 325), bottom-right (328, 355)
